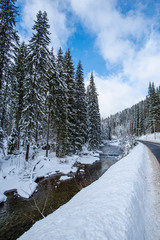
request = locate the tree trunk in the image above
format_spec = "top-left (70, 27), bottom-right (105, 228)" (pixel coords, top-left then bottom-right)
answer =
top-left (26, 143), bottom-right (30, 161)
top-left (35, 120), bottom-right (38, 144)
top-left (16, 112), bottom-right (20, 150)
top-left (46, 111), bottom-right (50, 157)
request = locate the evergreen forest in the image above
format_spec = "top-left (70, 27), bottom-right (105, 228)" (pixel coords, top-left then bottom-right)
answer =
top-left (102, 82), bottom-right (160, 139)
top-left (0, 1), bottom-right (101, 160)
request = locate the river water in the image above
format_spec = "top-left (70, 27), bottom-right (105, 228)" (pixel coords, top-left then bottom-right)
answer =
top-left (0, 143), bottom-right (122, 240)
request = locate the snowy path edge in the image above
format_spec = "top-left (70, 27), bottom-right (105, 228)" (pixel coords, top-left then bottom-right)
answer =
top-left (18, 143), bottom-right (154, 240)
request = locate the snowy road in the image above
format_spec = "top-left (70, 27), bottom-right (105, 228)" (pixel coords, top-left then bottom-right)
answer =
top-left (138, 140), bottom-right (160, 163)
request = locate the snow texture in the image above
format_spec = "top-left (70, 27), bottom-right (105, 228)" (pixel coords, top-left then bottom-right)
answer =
top-left (0, 148), bottom-right (98, 201)
top-left (139, 132), bottom-right (160, 144)
top-left (18, 143), bottom-right (159, 240)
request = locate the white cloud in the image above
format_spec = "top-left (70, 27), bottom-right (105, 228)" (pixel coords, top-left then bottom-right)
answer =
top-left (123, 33), bottom-right (160, 87)
top-left (17, 0), bottom-right (74, 51)
top-left (85, 72), bottom-right (144, 118)
top-left (68, 0), bottom-right (160, 117)
top-left (17, 0), bottom-right (160, 118)
top-left (68, 0), bottom-right (150, 64)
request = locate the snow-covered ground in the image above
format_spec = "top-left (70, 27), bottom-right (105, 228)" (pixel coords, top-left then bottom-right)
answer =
top-left (0, 146), bottom-right (99, 203)
top-left (18, 141), bottom-right (160, 240)
top-left (139, 132), bottom-right (160, 143)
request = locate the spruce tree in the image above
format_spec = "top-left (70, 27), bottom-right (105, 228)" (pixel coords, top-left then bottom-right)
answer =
top-left (55, 48), bottom-right (67, 157)
top-left (8, 128), bottom-right (18, 154)
top-left (44, 48), bottom-right (56, 157)
top-left (1, 63), bottom-right (13, 134)
top-left (27, 10), bottom-right (50, 143)
top-left (22, 10), bottom-right (50, 160)
top-left (75, 61), bottom-right (87, 152)
top-left (64, 49), bottom-right (76, 154)
top-left (156, 86), bottom-right (160, 132)
top-left (87, 73), bottom-right (101, 151)
top-left (0, 127), bottom-right (5, 156)
top-left (102, 82), bottom-right (160, 138)
top-left (148, 82), bottom-right (159, 133)
top-left (12, 42), bottom-right (27, 150)
top-left (0, 0), bottom-right (19, 129)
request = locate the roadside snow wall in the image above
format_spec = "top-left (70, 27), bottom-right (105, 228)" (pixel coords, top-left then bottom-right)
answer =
top-left (19, 143), bottom-right (148, 240)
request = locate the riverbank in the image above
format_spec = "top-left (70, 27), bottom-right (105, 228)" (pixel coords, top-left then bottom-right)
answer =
top-left (0, 142), bottom-right (122, 240)
top-left (0, 146), bottom-right (101, 203)
top-left (19, 142), bottom-right (160, 240)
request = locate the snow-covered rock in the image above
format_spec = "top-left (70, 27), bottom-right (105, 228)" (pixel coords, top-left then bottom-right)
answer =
top-left (0, 149), bottom-right (99, 202)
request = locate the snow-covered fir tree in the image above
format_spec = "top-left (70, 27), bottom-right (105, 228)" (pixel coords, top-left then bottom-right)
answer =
top-left (22, 10), bottom-right (50, 160)
top-left (0, 63), bottom-right (13, 134)
top-left (0, 8), bottom-right (103, 160)
top-left (102, 82), bottom-right (160, 139)
top-left (55, 48), bottom-right (68, 157)
top-left (0, 127), bottom-right (5, 156)
top-left (64, 49), bottom-right (77, 154)
top-left (44, 47), bottom-right (57, 157)
top-left (28, 10), bottom-right (50, 143)
top-left (12, 42), bottom-right (28, 150)
top-left (75, 61), bottom-right (87, 152)
top-left (0, 0), bottom-right (19, 131)
top-left (148, 82), bottom-right (160, 133)
top-left (45, 47), bottom-right (66, 157)
top-left (7, 128), bottom-right (18, 154)
top-left (87, 73), bottom-right (101, 151)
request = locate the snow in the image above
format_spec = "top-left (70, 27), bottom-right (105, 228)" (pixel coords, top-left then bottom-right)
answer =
top-left (0, 193), bottom-right (6, 203)
top-left (139, 132), bottom-right (160, 144)
top-left (60, 175), bottom-right (72, 181)
top-left (18, 142), bottom-right (160, 240)
top-left (0, 147), bottom-right (99, 202)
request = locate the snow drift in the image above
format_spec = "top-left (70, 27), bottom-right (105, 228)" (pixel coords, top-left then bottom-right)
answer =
top-left (19, 143), bottom-right (150, 240)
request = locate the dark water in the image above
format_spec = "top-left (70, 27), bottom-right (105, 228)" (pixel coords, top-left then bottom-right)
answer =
top-left (0, 143), bottom-right (122, 240)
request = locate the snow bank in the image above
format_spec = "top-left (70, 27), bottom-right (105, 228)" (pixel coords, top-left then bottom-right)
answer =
top-left (19, 143), bottom-right (149, 240)
top-left (0, 193), bottom-right (6, 203)
top-left (0, 149), bottom-right (99, 202)
top-left (139, 132), bottom-right (160, 144)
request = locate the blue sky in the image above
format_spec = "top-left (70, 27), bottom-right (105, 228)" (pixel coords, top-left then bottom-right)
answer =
top-left (67, 24), bottom-right (108, 77)
top-left (16, 0), bottom-right (160, 117)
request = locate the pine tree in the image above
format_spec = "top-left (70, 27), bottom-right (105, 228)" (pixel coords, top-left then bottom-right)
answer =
top-left (0, 0), bottom-right (19, 129)
top-left (0, 127), bottom-right (5, 155)
top-left (74, 60), bottom-right (87, 152)
top-left (87, 73), bottom-right (101, 151)
top-left (22, 10), bottom-right (50, 160)
top-left (143, 98), bottom-right (149, 134)
top-left (8, 128), bottom-right (18, 154)
top-left (64, 49), bottom-right (76, 154)
top-left (102, 82), bottom-right (160, 138)
top-left (44, 48), bottom-right (56, 157)
top-left (148, 82), bottom-right (159, 133)
top-left (156, 86), bottom-right (160, 132)
top-left (44, 47), bottom-right (68, 158)
top-left (12, 42), bottom-right (27, 150)
top-left (1, 63), bottom-right (13, 134)
top-left (55, 48), bottom-right (67, 157)
top-left (27, 10), bottom-right (50, 144)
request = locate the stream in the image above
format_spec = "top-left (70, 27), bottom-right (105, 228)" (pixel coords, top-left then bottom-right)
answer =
top-left (0, 143), bottom-right (123, 240)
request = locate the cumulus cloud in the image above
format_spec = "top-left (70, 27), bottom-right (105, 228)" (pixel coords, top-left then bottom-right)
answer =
top-left (16, 0), bottom-right (160, 117)
top-left (17, 0), bottom-right (74, 51)
top-left (68, 0), bottom-right (150, 64)
top-left (85, 72), bottom-right (144, 118)
top-left (68, 0), bottom-right (160, 117)
top-left (123, 33), bottom-right (160, 87)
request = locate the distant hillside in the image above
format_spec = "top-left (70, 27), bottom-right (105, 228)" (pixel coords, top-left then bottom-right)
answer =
top-left (102, 82), bottom-right (160, 139)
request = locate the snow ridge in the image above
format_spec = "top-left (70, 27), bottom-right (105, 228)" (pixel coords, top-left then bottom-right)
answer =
top-left (19, 143), bottom-right (154, 240)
